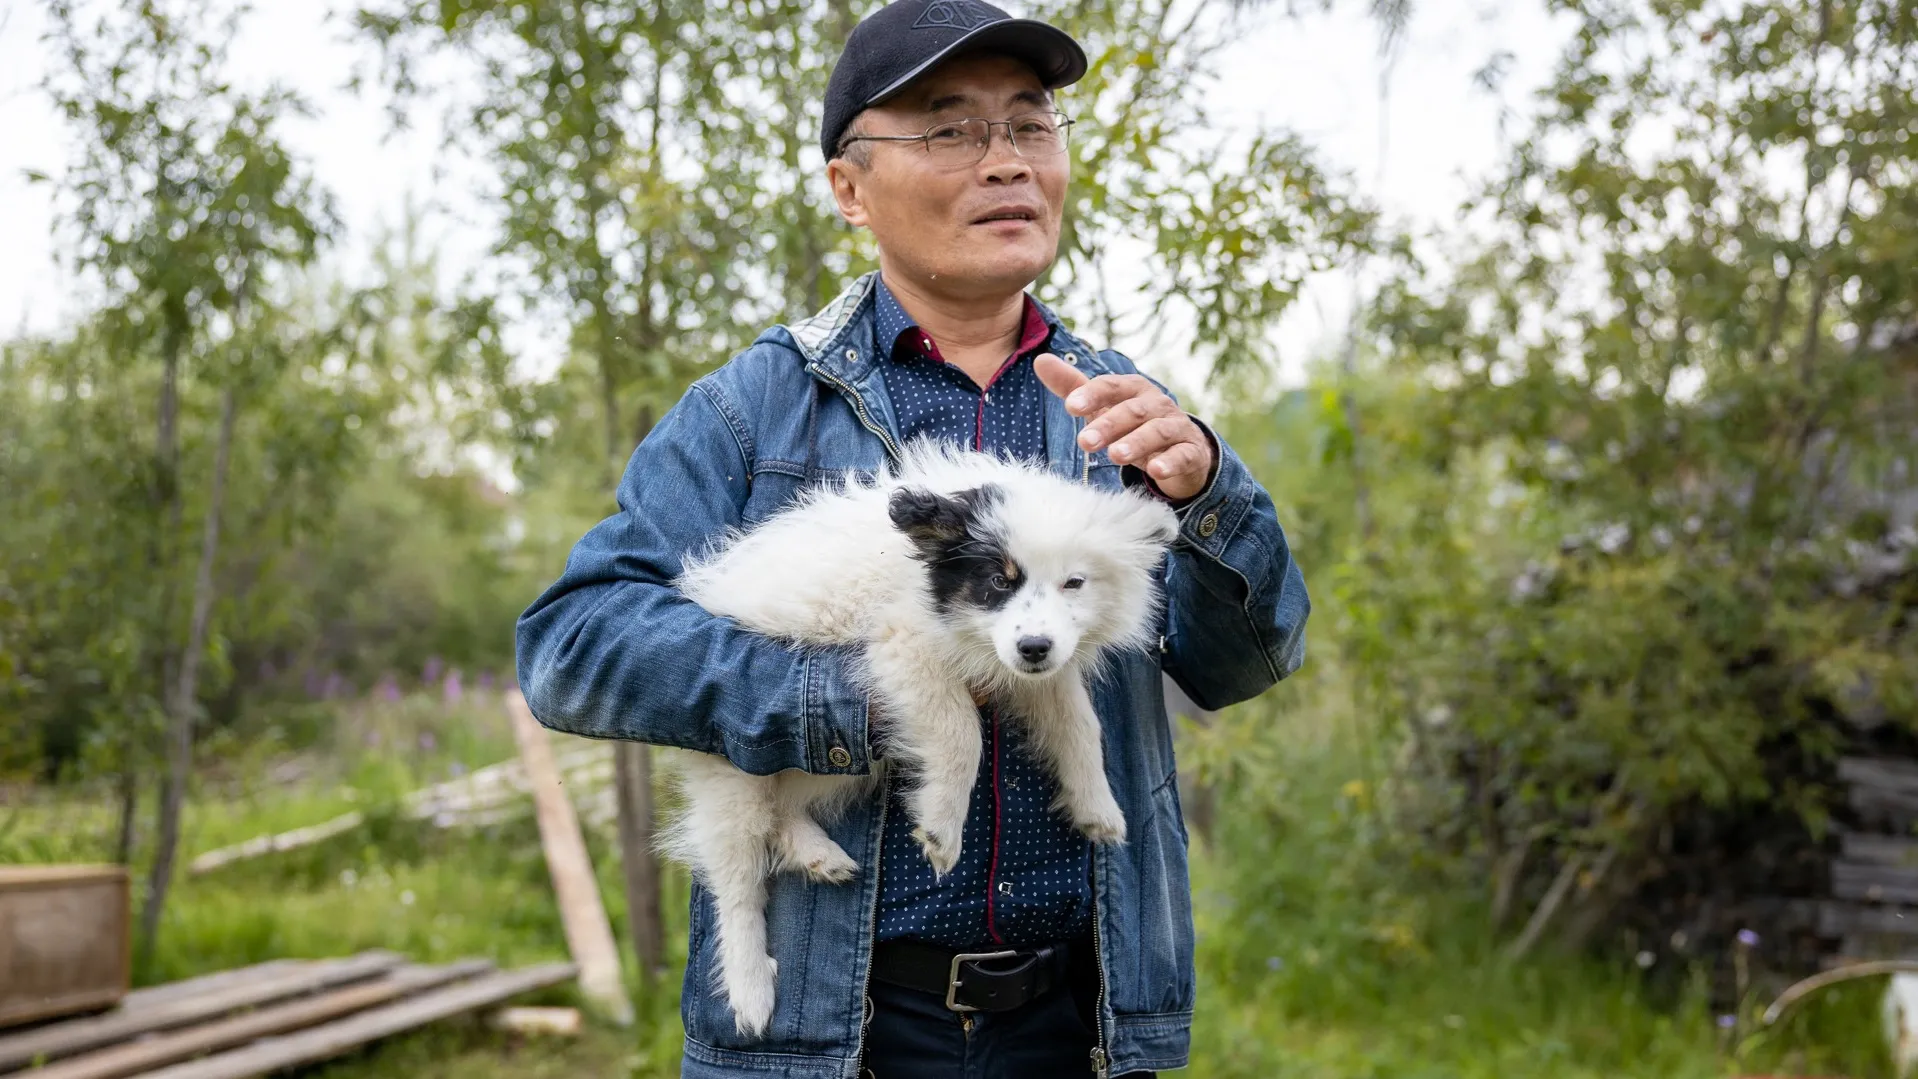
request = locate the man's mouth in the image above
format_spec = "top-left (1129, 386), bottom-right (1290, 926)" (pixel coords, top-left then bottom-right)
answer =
top-left (972, 208), bottom-right (1038, 225)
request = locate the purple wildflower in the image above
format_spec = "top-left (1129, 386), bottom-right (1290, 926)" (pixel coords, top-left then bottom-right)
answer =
top-left (423, 656), bottom-right (443, 684)
top-left (1735, 929), bottom-right (1759, 948)
top-left (419, 731), bottom-right (438, 752)
top-left (1716, 1014), bottom-right (1736, 1029)
top-left (443, 669), bottom-right (463, 704)
top-left (380, 677), bottom-right (401, 703)
top-left (477, 671), bottom-right (495, 693)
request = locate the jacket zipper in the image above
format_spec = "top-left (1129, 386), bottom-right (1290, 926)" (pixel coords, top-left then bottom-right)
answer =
top-left (853, 769), bottom-right (890, 1072)
top-left (1090, 846), bottom-right (1110, 1077)
top-left (808, 362), bottom-right (902, 461)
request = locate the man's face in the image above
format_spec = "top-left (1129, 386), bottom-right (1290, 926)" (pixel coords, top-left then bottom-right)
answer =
top-left (828, 54), bottom-right (1069, 300)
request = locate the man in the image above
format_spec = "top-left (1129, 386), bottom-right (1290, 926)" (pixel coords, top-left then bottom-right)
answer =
top-left (514, 2), bottom-right (1309, 1075)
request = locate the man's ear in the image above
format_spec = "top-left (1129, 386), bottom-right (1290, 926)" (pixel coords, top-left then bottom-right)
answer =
top-left (827, 156), bottom-right (869, 228)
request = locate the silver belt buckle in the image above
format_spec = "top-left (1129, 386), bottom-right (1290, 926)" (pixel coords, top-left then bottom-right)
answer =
top-left (945, 949), bottom-right (1019, 1013)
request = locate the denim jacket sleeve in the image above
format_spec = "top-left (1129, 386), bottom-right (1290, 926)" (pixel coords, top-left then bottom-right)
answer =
top-left (1105, 351), bottom-right (1311, 711)
top-left (513, 378), bottom-right (871, 777)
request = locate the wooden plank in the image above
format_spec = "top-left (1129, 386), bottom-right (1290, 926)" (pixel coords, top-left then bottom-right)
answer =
top-left (489, 1006), bottom-right (581, 1036)
top-left (187, 814), bottom-right (365, 875)
top-left (1850, 786), bottom-right (1918, 828)
top-left (0, 867), bottom-right (126, 888)
top-left (1842, 832), bottom-right (1918, 867)
top-left (1744, 896), bottom-right (1918, 940)
top-left (1840, 756), bottom-right (1918, 795)
top-left (0, 952), bottom-right (399, 1071)
top-left (1834, 860), bottom-right (1918, 905)
top-left (117, 962), bottom-right (306, 1014)
top-left (1819, 902), bottom-right (1918, 940)
top-left (22, 962), bottom-right (493, 1079)
top-left (1838, 934), bottom-right (1918, 962)
top-left (506, 691), bottom-right (632, 1027)
top-left (189, 746), bottom-right (612, 876)
top-left (134, 963), bottom-right (577, 1079)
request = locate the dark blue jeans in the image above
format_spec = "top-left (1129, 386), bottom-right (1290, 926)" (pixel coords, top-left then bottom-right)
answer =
top-left (858, 943), bottom-right (1156, 1079)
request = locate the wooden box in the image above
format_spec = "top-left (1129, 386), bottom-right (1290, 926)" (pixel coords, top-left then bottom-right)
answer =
top-left (0, 865), bottom-right (131, 1028)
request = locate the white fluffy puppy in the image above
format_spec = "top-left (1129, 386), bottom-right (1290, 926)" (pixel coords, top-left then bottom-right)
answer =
top-left (661, 440), bottom-right (1179, 1037)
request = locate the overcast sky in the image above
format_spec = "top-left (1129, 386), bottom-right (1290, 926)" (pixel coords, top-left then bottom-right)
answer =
top-left (0, 0), bottom-right (1574, 396)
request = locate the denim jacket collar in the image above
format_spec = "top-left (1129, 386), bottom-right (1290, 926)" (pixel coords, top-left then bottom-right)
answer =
top-left (778, 271), bottom-right (1113, 382)
top-left (773, 271), bottom-right (1118, 483)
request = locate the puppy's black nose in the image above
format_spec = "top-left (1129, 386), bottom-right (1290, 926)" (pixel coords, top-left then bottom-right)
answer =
top-left (1017, 636), bottom-right (1053, 663)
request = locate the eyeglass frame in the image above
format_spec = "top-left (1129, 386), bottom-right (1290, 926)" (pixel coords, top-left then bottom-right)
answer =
top-left (835, 110), bottom-right (1076, 167)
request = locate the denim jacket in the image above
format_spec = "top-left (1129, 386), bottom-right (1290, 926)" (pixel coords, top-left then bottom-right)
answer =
top-left (514, 272), bottom-right (1310, 1077)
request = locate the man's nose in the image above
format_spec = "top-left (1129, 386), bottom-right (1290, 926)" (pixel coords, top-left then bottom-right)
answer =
top-left (979, 129), bottom-right (1032, 184)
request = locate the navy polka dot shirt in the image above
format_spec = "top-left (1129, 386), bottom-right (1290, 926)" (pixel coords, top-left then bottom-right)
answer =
top-left (871, 276), bottom-right (1095, 950)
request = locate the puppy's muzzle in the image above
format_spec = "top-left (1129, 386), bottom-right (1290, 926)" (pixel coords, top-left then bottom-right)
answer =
top-left (1016, 636), bottom-right (1053, 666)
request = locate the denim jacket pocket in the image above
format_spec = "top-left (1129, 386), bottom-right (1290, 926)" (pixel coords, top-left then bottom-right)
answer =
top-left (741, 462), bottom-right (806, 525)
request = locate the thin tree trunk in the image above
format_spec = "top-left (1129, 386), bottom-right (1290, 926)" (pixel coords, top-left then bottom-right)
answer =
top-left (613, 405), bottom-right (665, 983)
top-left (113, 767), bottom-right (139, 865)
top-left (613, 741), bottom-right (665, 981)
top-left (138, 387), bottom-right (238, 975)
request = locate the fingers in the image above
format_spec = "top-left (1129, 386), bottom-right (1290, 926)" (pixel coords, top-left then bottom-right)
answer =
top-left (1034, 360), bottom-right (1214, 499)
top-left (1033, 353), bottom-right (1090, 401)
top-left (1077, 394), bottom-right (1179, 453)
top-left (1138, 440), bottom-right (1210, 493)
top-left (1106, 414), bottom-right (1194, 467)
top-left (1060, 373), bottom-right (1154, 418)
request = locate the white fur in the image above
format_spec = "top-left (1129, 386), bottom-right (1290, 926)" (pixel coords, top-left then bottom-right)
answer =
top-left (658, 440), bottom-right (1178, 1037)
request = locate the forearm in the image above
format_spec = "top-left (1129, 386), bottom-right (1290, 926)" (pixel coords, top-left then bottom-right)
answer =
top-left (513, 382), bottom-right (873, 777)
top-left (1150, 418), bottom-right (1310, 710)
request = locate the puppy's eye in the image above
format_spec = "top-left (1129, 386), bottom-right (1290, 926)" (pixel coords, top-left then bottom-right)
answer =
top-left (1062, 575), bottom-right (1086, 591)
top-left (990, 574), bottom-right (1012, 590)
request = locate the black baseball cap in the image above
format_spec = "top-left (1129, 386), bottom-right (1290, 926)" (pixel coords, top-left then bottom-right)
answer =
top-left (820, 0), bottom-right (1089, 162)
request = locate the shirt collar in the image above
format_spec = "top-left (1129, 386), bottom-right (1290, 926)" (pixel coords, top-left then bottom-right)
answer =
top-left (874, 275), bottom-right (1054, 364)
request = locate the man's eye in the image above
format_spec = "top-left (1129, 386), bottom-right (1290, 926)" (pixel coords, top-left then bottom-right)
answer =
top-left (1063, 576), bottom-right (1086, 591)
top-left (928, 124), bottom-right (968, 141)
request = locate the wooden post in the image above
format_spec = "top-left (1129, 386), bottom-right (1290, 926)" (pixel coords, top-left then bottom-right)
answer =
top-left (613, 742), bottom-right (666, 981)
top-left (505, 690), bottom-right (633, 1027)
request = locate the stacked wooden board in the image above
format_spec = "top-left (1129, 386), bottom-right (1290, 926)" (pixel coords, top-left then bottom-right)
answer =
top-left (1823, 756), bottom-right (1918, 965)
top-left (187, 744), bottom-right (616, 876)
top-left (0, 951), bottom-right (575, 1079)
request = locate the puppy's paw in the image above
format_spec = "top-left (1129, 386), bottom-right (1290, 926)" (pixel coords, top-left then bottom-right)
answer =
top-left (779, 827), bottom-right (859, 884)
top-left (802, 843), bottom-right (859, 885)
top-left (726, 954), bottom-right (778, 1038)
top-left (1069, 796), bottom-right (1128, 845)
top-left (911, 825), bottom-right (962, 876)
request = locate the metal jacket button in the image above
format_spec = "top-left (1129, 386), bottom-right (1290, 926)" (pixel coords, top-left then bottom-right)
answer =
top-left (1198, 512), bottom-right (1220, 538)
top-left (828, 745), bottom-right (852, 768)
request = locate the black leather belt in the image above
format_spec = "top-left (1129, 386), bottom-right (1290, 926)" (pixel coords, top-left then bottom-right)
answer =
top-left (871, 939), bottom-right (1072, 1013)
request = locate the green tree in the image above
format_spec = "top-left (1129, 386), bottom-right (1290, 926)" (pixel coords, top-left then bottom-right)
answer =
top-left (1351, 0), bottom-right (1918, 957)
top-left (39, 0), bottom-right (334, 972)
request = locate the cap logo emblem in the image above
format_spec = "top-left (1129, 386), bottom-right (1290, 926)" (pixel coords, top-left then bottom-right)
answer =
top-left (913, 1), bottom-right (997, 31)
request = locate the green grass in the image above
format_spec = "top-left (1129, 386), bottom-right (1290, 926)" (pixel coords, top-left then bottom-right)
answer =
top-left (2, 688), bottom-right (1895, 1077)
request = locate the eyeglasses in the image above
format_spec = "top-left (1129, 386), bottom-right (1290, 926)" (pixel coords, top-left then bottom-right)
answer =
top-left (838, 110), bottom-right (1075, 168)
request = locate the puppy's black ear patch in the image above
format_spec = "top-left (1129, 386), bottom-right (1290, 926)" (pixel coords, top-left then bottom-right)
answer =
top-left (889, 484), bottom-right (1002, 560)
top-left (888, 487), bottom-right (967, 545)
